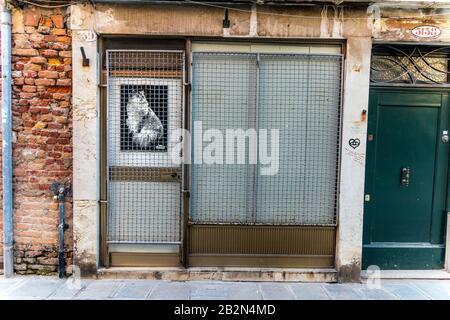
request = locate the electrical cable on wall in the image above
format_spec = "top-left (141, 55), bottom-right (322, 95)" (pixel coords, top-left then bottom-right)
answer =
top-left (184, 0), bottom-right (450, 20)
top-left (9, 0), bottom-right (450, 21)
top-left (13, 0), bottom-right (74, 8)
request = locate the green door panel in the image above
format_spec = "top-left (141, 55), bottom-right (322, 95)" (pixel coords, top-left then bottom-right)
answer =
top-left (371, 105), bottom-right (438, 242)
top-left (363, 246), bottom-right (445, 270)
top-left (378, 92), bottom-right (442, 107)
top-left (363, 89), bottom-right (449, 270)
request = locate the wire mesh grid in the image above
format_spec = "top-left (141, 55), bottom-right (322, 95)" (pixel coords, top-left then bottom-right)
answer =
top-left (190, 53), bottom-right (258, 223)
top-left (257, 54), bottom-right (342, 225)
top-left (190, 52), bottom-right (342, 225)
top-left (106, 50), bottom-right (184, 243)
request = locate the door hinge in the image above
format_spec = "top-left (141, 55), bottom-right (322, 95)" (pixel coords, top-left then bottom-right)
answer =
top-left (364, 194), bottom-right (371, 202)
top-left (99, 199), bottom-right (108, 204)
top-left (182, 189), bottom-right (190, 198)
top-left (183, 82), bottom-right (191, 91)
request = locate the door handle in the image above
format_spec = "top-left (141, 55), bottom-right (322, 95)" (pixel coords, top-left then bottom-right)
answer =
top-left (401, 167), bottom-right (411, 186)
top-left (442, 131), bottom-right (449, 143)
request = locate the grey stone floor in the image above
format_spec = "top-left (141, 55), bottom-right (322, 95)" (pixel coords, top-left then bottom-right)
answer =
top-left (0, 276), bottom-right (450, 300)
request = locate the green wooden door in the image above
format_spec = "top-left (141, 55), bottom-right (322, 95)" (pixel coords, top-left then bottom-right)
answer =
top-left (363, 88), bottom-right (450, 269)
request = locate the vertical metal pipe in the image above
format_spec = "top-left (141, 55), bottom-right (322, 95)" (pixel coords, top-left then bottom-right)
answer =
top-left (181, 39), bottom-right (191, 267)
top-left (1, 2), bottom-right (14, 278)
top-left (58, 200), bottom-right (65, 278)
top-left (50, 182), bottom-right (68, 278)
top-left (253, 53), bottom-right (260, 223)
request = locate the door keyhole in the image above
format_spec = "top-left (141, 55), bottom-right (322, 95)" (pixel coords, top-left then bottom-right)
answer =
top-left (401, 167), bottom-right (411, 186)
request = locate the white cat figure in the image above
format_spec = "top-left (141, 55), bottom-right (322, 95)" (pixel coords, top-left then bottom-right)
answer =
top-left (126, 90), bottom-right (164, 148)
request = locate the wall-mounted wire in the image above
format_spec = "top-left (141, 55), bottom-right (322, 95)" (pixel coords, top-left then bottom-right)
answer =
top-left (14, 0), bottom-right (74, 9)
top-left (184, 0), bottom-right (450, 20)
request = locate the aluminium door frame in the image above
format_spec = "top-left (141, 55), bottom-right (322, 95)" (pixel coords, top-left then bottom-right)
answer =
top-left (99, 37), bottom-right (346, 269)
top-left (187, 41), bottom-right (344, 226)
top-left (102, 48), bottom-right (186, 267)
top-left (185, 40), bottom-right (345, 268)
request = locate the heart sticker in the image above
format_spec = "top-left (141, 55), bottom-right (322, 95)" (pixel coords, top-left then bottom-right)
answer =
top-left (348, 138), bottom-right (360, 149)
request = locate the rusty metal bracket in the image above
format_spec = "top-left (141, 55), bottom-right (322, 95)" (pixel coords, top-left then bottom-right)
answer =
top-left (80, 46), bottom-right (90, 67)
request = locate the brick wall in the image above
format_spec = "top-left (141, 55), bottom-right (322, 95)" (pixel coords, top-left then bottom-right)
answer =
top-left (0, 6), bottom-right (73, 275)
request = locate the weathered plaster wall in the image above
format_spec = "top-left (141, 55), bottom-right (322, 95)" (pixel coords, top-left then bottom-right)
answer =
top-left (77, 3), bottom-right (371, 38)
top-left (375, 8), bottom-right (450, 41)
top-left (73, 3), bottom-right (450, 42)
top-left (71, 11), bottom-right (99, 274)
top-left (337, 37), bottom-right (372, 282)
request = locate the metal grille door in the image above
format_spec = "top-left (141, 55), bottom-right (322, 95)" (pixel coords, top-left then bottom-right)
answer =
top-left (256, 54), bottom-right (342, 225)
top-left (106, 50), bottom-right (184, 245)
top-left (191, 52), bottom-right (342, 226)
top-left (191, 53), bottom-right (257, 223)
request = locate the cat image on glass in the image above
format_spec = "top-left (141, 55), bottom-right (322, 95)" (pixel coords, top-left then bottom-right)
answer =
top-left (126, 90), bottom-right (164, 148)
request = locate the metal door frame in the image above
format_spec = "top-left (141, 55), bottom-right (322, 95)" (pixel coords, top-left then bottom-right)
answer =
top-left (99, 38), bottom-right (346, 269)
top-left (185, 42), bottom-right (344, 268)
top-left (101, 47), bottom-right (186, 267)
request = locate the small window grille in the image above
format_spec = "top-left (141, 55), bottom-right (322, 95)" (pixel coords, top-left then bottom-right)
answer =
top-left (371, 45), bottom-right (450, 86)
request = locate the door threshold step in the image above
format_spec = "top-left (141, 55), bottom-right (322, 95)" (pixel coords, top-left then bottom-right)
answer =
top-left (361, 270), bottom-right (450, 280)
top-left (96, 267), bottom-right (337, 282)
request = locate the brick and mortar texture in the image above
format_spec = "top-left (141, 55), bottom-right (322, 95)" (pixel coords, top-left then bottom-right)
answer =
top-left (0, 5), bottom-right (73, 275)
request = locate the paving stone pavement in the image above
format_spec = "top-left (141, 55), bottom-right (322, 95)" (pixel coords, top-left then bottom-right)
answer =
top-left (0, 276), bottom-right (449, 300)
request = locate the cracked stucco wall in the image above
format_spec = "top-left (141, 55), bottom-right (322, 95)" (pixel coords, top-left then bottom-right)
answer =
top-left (71, 3), bottom-right (450, 41)
top-left (337, 37), bottom-right (372, 283)
top-left (71, 8), bottom-right (99, 274)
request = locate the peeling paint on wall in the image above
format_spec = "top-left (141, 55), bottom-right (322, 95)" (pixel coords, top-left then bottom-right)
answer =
top-left (367, 4), bottom-right (382, 38)
top-left (69, 3), bottom-right (450, 42)
top-left (249, 4), bottom-right (258, 37)
top-left (73, 200), bottom-right (98, 273)
top-left (332, 6), bottom-right (344, 38)
top-left (376, 8), bottom-right (450, 41)
top-left (93, 7), bottom-right (117, 32)
top-left (320, 6), bottom-right (329, 37)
